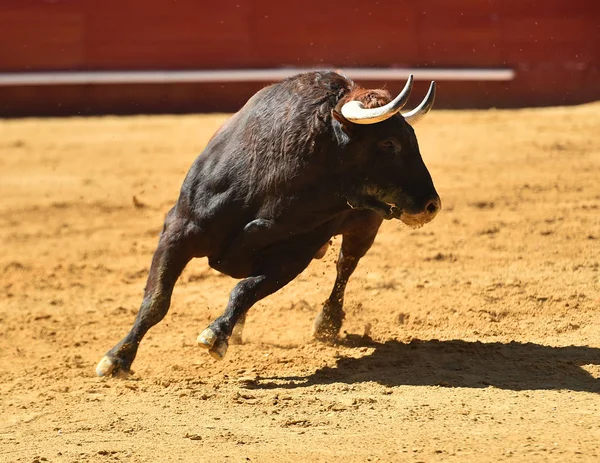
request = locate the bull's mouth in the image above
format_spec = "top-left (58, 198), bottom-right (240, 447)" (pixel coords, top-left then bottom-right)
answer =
top-left (388, 204), bottom-right (431, 228)
top-left (347, 195), bottom-right (436, 228)
top-left (346, 190), bottom-right (440, 227)
top-left (387, 204), bottom-right (403, 220)
top-left (347, 195), bottom-right (399, 220)
top-left (398, 210), bottom-right (430, 228)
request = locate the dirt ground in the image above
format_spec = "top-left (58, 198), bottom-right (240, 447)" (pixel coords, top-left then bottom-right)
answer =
top-left (1, 102), bottom-right (599, 463)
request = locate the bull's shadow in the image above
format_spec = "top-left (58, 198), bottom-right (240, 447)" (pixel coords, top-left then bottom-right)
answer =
top-left (253, 337), bottom-right (600, 392)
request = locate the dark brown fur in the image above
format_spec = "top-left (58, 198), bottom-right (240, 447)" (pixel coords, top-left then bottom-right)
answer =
top-left (97, 71), bottom-right (440, 375)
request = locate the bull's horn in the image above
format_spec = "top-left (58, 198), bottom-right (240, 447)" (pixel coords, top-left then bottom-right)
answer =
top-left (340, 75), bottom-right (413, 124)
top-left (402, 81), bottom-right (436, 125)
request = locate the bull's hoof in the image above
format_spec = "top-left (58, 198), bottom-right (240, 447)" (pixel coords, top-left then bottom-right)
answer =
top-left (96, 356), bottom-right (117, 377)
top-left (312, 307), bottom-right (343, 342)
top-left (197, 328), bottom-right (228, 360)
top-left (96, 355), bottom-right (132, 378)
top-left (312, 327), bottom-right (339, 343)
top-left (196, 328), bottom-right (217, 349)
top-left (209, 339), bottom-right (229, 360)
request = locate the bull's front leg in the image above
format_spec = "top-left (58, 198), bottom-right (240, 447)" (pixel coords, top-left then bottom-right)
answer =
top-left (221, 220), bottom-right (331, 346)
top-left (313, 210), bottom-right (383, 341)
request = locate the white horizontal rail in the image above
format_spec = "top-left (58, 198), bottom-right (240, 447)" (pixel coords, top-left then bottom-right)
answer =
top-left (0, 68), bottom-right (515, 86)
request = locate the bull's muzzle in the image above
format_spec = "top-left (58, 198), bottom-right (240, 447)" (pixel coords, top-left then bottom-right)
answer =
top-left (398, 196), bottom-right (441, 228)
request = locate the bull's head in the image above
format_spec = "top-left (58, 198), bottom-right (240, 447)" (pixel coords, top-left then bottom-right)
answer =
top-left (332, 75), bottom-right (441, 228)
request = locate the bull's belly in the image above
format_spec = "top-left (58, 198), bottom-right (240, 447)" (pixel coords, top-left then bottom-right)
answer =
top-left (206, 218), bottom-right (342, 279)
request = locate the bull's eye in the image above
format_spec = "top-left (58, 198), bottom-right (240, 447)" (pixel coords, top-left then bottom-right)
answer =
top-left (379, 139), bottom-right (400, 153)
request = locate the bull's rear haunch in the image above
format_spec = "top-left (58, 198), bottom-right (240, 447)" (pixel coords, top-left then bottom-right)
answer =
top-left (96, 71), bottom-right (441, 377)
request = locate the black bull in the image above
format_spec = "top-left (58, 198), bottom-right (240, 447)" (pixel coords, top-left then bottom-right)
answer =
top-left (96, 71), bottom-right (441, 376)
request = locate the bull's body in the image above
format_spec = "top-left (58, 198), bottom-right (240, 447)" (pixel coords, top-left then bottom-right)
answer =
top-left (181, 73), bottom-right (355, 278)
top-left (96, 71), bottom-right (440, 376)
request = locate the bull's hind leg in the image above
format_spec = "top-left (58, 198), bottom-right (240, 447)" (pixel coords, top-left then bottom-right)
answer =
top-left (313, 211), bottom-right (382, 341)
top-left (225, 241), bottom-right (330, 346)
top-left (197, 247), bottom-right (318, 360)
top-left (96, 211), bottom-right (198, 377)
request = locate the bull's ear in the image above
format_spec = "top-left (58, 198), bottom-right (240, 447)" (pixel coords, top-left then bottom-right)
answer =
top-left (331, 108), bottom-right (355, 138)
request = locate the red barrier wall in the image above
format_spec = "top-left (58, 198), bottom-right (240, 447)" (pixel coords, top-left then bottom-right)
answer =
top-left (0, 0), bottom-right (598, 115)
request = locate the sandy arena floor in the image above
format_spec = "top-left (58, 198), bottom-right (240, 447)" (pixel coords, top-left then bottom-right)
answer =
top-left (1, 103), bottom-right (599, 462)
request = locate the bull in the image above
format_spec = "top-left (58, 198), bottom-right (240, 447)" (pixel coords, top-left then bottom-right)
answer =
top-left (96, 71), bottom-right (441, 376)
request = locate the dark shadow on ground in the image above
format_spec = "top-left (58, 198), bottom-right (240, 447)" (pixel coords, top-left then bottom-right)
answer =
top-left (253, 336), bottom-right (600, 392)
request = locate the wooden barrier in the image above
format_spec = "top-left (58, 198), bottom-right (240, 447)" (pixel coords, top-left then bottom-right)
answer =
top-left (0, 0), bottom-right (597, 115)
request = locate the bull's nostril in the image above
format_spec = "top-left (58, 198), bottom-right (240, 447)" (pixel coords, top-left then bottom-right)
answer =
top-left (426, 201), bottom-right (438, 214)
